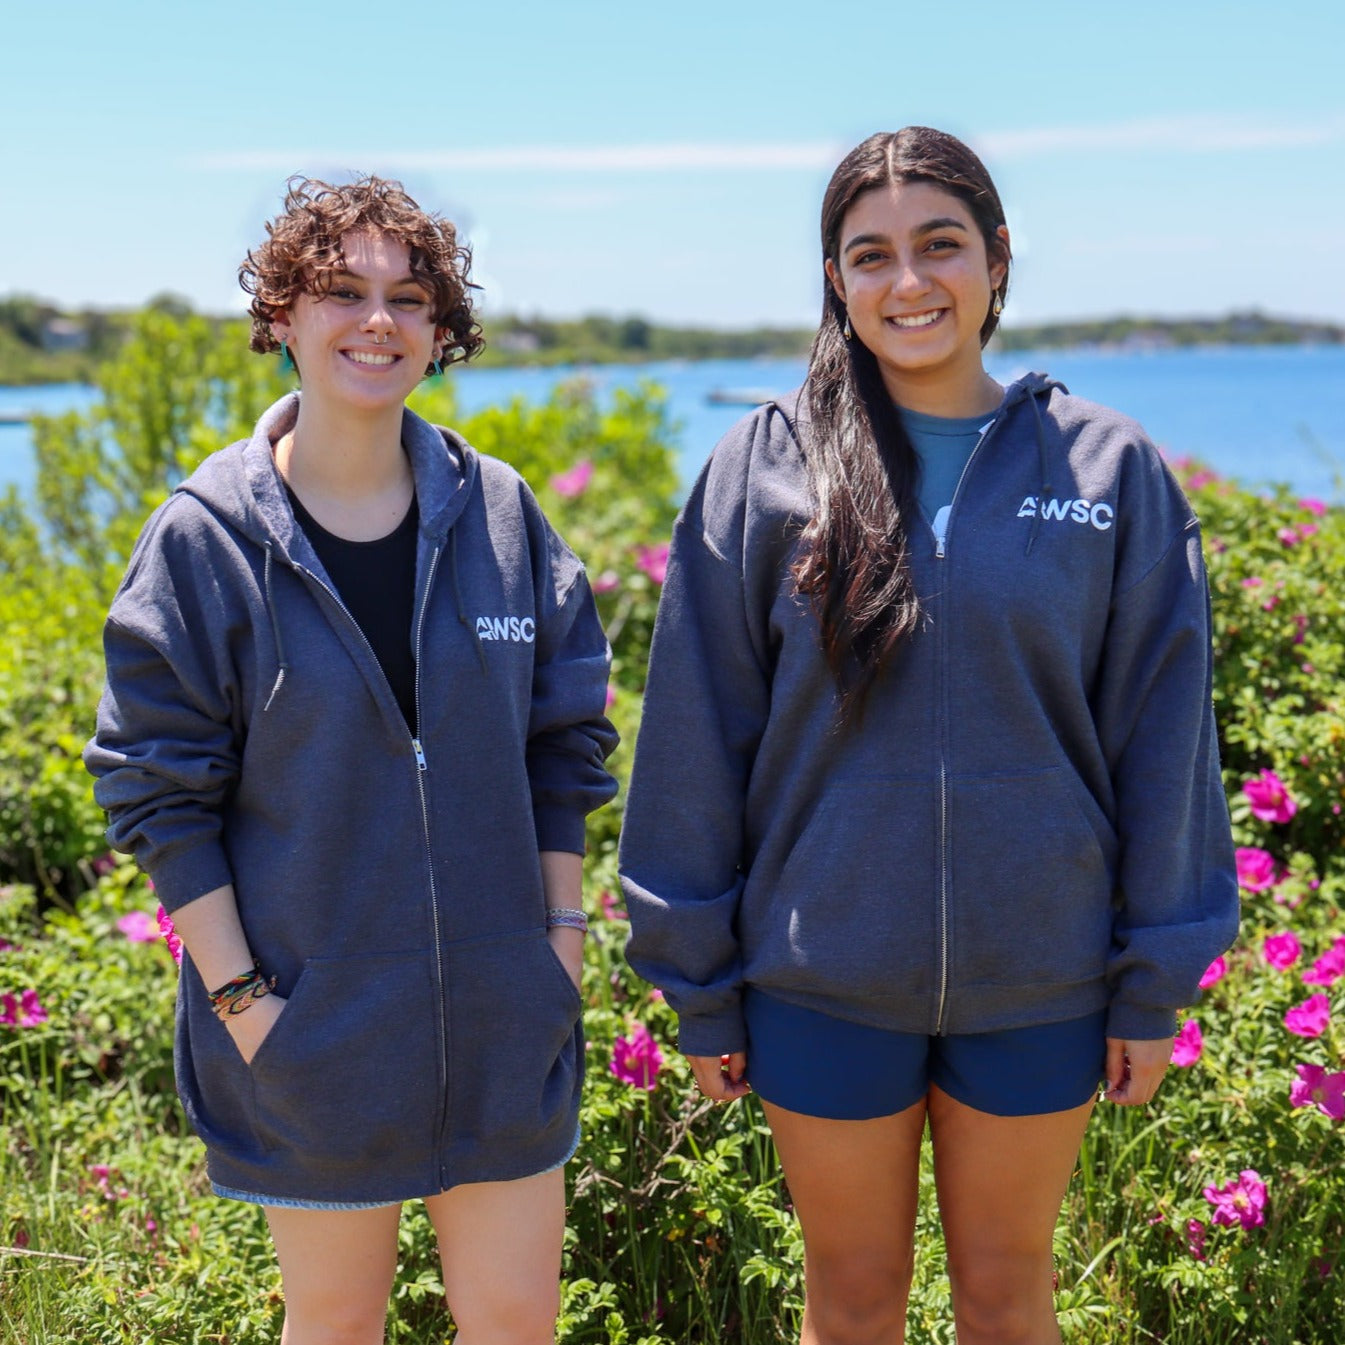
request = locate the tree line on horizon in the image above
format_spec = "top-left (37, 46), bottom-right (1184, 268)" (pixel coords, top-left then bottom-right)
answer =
top-left (1, 291), bottom-right (1342, 387)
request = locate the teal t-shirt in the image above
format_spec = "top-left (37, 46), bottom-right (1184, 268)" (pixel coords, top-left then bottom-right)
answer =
top-left (899, 404), bottom-right (997, 544)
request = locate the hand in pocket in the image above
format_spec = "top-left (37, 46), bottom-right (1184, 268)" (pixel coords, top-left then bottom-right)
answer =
top-left (224, 993), bottom-right (287, 1065)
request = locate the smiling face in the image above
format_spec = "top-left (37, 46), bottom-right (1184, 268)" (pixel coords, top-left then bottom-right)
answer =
top-left (825, 180), bottom-right (1008, 409)
top-left (268, 230), bottom-right (444, 416)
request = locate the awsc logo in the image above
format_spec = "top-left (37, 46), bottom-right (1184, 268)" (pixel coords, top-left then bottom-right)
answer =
top-left (1016, 496), bottom-right (1114, 531)
top-left (475, 615), bottom-right (536, 643)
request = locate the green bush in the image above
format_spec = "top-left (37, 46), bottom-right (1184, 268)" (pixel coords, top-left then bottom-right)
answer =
top-left (1, 318), bottom-right (1342, 1341)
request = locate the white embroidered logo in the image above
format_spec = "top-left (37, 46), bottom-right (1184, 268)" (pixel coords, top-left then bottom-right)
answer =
top-left (475, 615), bottom-right (537, 643)
top-left (1016, 496), bottom-right (1114, 531)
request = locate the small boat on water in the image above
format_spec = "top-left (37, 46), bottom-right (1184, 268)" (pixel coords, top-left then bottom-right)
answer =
top-left (705, 388), bottom-right (778, 407)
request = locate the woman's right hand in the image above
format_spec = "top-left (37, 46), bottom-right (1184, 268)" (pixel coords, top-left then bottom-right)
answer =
top-left (687, 1052), bottom-right (751, 1103)
top-left (223, 993), bottom-right (287, 1066)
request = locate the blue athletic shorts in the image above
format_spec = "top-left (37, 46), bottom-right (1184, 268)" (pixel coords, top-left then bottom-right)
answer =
top-left (743, 988), bottom-right (1107, 1120)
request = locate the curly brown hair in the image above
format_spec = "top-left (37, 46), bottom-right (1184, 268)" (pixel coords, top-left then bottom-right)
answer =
top-left (239, 175), bottom-right (484, 374)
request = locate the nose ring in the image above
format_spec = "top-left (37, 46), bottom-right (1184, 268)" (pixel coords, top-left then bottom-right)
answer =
top-left (373, 333), bottom-right (389, 345)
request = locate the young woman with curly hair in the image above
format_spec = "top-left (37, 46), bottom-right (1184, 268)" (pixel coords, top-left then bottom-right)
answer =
top-left (87, 176), bottom-right (618, 1344)
top-left (620, 128), bottom-right (1238, 1343)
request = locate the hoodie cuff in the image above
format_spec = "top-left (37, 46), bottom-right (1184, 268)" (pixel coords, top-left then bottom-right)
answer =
top-left (674, 1002), bottom-right (747, 1058)
top-left (1105, 1001), bottom-right (1178, 1042)
top-left (532, 806), bottom-right (588, 856)
top-left (144, 839), bottom-right (235, 915)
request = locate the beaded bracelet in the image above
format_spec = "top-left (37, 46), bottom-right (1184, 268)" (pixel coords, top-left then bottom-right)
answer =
top-left (207, 963), bottom-right (277, 1020)
top-left (545, 906), bottom-right (589, 934)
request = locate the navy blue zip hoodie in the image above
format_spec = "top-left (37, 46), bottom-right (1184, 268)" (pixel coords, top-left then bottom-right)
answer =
top-left (620, 374), bottom-right (1238, 1057)
top-left (85, 392), bottom-right (618, 1202)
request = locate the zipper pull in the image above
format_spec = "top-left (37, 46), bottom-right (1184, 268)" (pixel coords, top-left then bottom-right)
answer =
top-left (412, 738), bottom-right (428, 771)
top-left (936, 536), bottom-right (946, 559)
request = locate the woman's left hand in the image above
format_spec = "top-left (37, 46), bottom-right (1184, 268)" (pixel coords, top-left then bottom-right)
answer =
top-left (547, 924), bottom-right (584, 993)
top-left (1103, 1036), bottom-right (1172, 1105)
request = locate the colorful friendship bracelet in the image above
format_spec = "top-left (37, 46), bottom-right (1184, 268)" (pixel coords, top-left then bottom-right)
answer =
top-left (545, 906), bottom-right (589, 933)
top-left (207, 963), bottom-right (277, 1020)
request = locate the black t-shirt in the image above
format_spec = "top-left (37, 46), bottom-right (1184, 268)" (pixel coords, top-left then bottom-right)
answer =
top-left (285, 485), bottom-right (419, 732)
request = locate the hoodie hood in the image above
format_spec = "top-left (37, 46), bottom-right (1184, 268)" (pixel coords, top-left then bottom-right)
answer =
top-left (176, 392), bottom-right (478, 559)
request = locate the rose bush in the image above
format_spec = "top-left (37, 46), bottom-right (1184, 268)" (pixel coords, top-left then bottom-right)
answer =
top-left (1, 322), bottom-right (1342, 1341)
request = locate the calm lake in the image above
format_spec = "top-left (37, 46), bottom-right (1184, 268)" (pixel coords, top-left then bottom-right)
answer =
top-left (2, 344), bottom-right (1342, 503)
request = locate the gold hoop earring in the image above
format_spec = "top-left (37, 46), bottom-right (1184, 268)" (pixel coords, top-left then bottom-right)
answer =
top-left (992, 294), bottom-right (1004, 317)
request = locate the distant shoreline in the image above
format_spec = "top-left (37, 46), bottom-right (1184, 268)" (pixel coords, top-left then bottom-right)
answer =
top-left (1, 301), bottom-right (1341, 388)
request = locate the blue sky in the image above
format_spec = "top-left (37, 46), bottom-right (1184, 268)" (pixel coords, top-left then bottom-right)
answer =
top-left (7, 0), bottom-right (1345, 329)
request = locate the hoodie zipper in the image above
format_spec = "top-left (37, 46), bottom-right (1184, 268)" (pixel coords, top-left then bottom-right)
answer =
top-left (409, 544), bottom-right (455, 1185)
top-left (295, 544), bottom-right (452, 1165)
top-left (929, 412), bottom-right (1003, 1034)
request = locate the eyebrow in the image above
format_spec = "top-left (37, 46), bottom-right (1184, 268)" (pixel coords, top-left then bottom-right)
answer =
top-left (842, 217), bottom-right (970, 252)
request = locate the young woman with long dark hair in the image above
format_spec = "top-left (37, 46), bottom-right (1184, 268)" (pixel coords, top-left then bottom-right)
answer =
top-left (86, 176), bottom-right (617, 1344)
top-left (619, 128), bottom-right (1238, 1343)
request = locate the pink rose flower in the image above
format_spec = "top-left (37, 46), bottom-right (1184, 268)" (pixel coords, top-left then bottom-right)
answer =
top-left (609, 1023), bottom-right (664, 1090)
top-left (1263, 930), bottom-right (1302, 970)
top-left (1235, 847), bottom-right (1278, 892)
top-left (1302, 937), bottom-right (1345, 988)
top-left (1299, 498), bottom-right (1327, 516)
top-left (1186, 1218), bottom-right (1207, 1261)
top-left (156, 905), bottom-right (183, 966)
top-left (1198, 957), bottom-right (1226, 989)
top-left (1278, 527), bottom-right (1299, 547)
top-left (116, 911), bottom-right (159, 942)
top-left (599, 889), bottom-right (627, 922)
top-left (591, 570), bottom-right (621, 595)
top-left (1293, 613), bottom-right (1309, 645)
top-left (1298, 522), bottom-right (1319, 539)
top-left (634, 542), bottom-right (670, 585)
top-left (1289, 1063), bottom-right (1345, 1120)
top-left (1243, 770), bottom-right (1298, 824)
top-left (1240, 576), bottom-right (1263, 589)
top-left (1, 989), bottom-right (48, 1029)
top-left (1284, 993), bottom-right (1331, 1038)
top-left (550, 460), bottom-right (594, 499)
top-left (1170, 1019), bottom-right (1203, 1067)
top-left (1204, 1170), bottom-right (1267, 1230)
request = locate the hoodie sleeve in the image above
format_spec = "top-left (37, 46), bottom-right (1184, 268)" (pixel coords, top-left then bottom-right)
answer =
top-left (82, 503), bottom-right (243, 913)
top-left (525, 518), bottom-right (620, 855)
top-left (619, 415), bottom-right (781, 1056)
top-left (1093, 505), bottom-right (1240, 1041)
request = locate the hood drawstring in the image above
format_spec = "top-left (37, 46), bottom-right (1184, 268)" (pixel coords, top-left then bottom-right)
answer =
top-left (452, 526), bottom-right (488, 674)
top-left (1025, 391), bottom-right (1053, 557)
top-left (261, 541), bottom-right (291, 711)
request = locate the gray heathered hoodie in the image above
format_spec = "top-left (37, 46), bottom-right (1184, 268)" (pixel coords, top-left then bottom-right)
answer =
top-left (85, 393), bottom-right (618, 1202)
top-left (620, 374), bottom-right (1238, 1057)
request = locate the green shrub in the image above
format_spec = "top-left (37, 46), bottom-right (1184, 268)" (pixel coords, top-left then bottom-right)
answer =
top-left (1, 320), bottom-right (1342, 1341)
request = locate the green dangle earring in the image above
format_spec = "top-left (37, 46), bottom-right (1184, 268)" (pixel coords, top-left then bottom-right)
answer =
top-left (279, 339), bottom-right (296, 374)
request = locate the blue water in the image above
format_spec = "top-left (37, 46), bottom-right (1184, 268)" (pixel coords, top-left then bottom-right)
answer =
top-left (2, 345), bottom-right (1342, 502)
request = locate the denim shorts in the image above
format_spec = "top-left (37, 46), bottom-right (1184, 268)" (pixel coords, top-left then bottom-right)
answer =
top-left (210, 1124), bottom-right (582, 1209)
top-left (743, 988), bottom-right (1107, 1120)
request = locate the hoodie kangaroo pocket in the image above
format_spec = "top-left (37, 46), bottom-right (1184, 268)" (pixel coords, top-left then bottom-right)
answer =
top-left (248, 951), bottom-right (440, 1161)
top-left (442, 928), bottom-right (583, 1152)
top-left (950, 767), bottom-right (1116, 988)
top-left (762, 778), bottom-right (939, 1000)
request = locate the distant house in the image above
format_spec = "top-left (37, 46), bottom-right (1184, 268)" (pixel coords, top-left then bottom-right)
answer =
top-left (494, 329), bottom-right (542, 354)
top-left (41, 318), bottom-right (89, 352)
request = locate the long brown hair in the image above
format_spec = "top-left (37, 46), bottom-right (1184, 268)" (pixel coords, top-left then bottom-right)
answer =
top-left (792, 127), bottom-right (1011, 718)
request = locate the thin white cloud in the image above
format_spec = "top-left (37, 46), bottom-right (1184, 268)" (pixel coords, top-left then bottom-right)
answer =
top-left (193, 114), bottom-right (1345, 177)
top-left (194, 143), bottom-right (843, 173)
top-left (978, 113), bottom-right (1345, 157)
